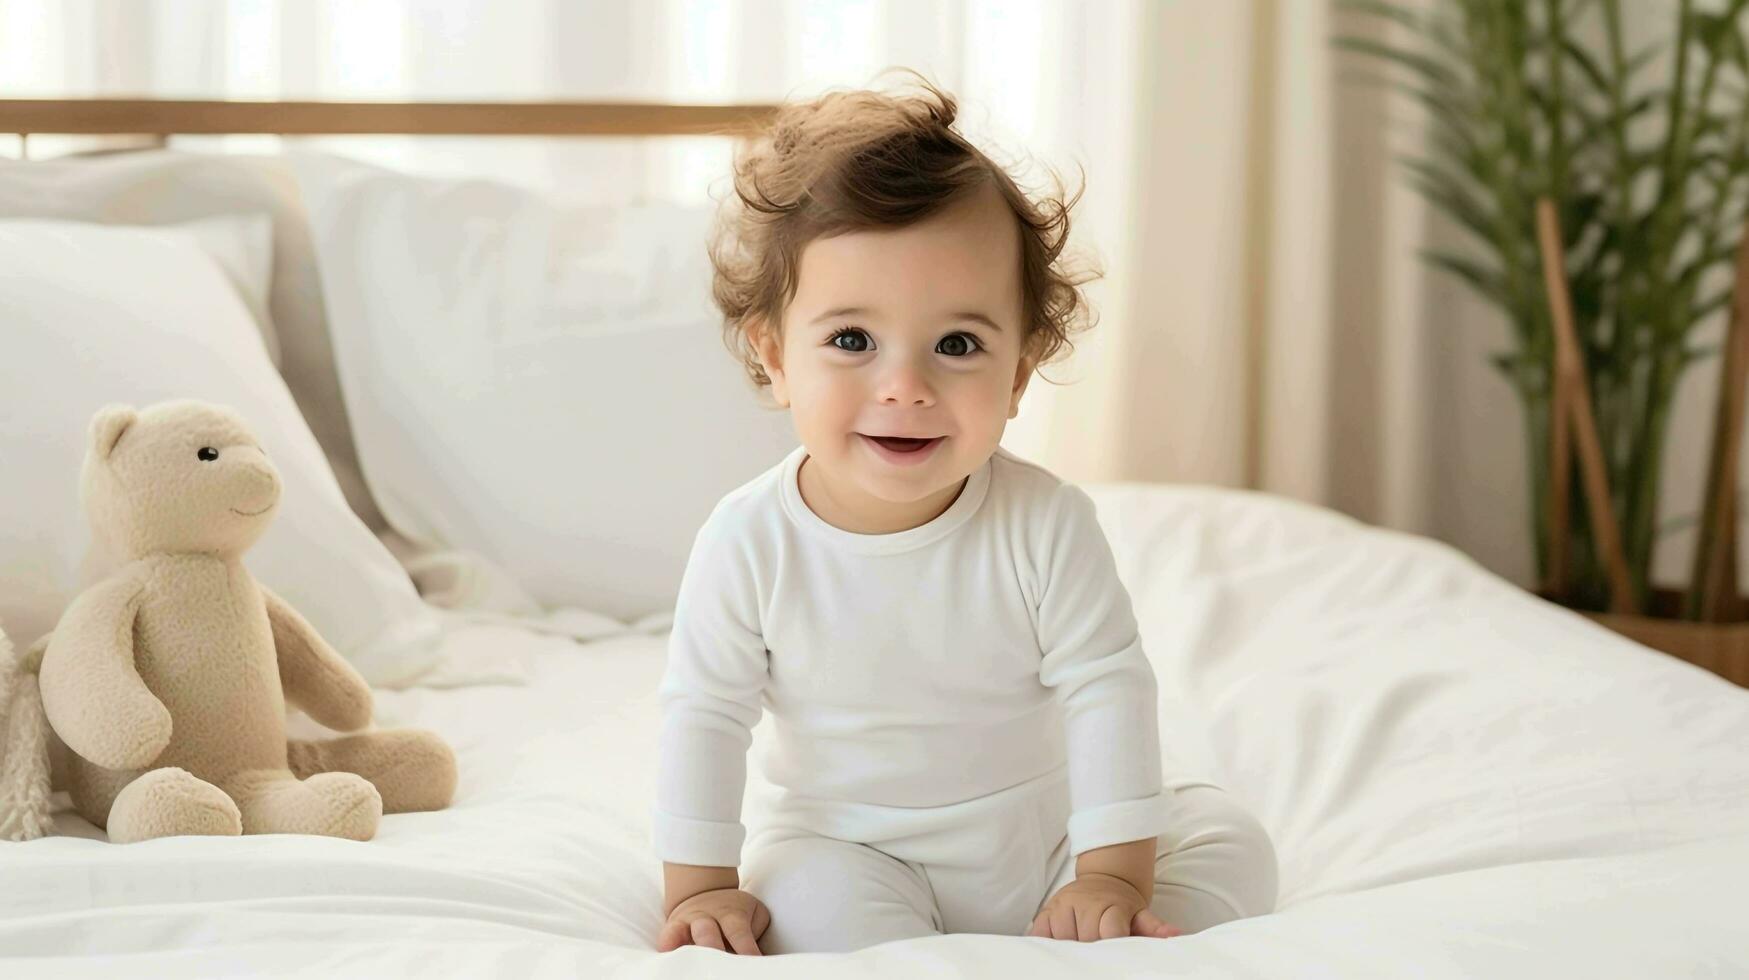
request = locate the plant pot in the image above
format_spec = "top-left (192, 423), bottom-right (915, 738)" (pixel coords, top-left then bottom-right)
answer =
top-left (1581, 589), bottom-right (1749, 688)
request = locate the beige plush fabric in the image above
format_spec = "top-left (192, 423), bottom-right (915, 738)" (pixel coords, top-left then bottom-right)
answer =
top-left (0, 625), bottom-right (52, 841)
top-left (30, 400), bottom-right (455, 843)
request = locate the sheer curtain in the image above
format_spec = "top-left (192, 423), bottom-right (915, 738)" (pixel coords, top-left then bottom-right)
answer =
top-left (9, 0), bottom-right (1657, 590)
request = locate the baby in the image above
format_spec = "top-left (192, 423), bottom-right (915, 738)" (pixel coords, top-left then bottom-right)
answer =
top-left (654, 79), bottom-right (1278, 956)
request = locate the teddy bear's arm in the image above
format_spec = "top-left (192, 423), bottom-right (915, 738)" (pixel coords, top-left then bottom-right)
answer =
top-left (38, 566), bottom-right (172, 771)
top-left (262, 586), bottom-right (375, 732)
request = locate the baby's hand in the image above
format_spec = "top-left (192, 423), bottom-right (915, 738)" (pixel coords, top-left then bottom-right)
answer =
top-left (657, 887), bottom-right (770, 955)
top-left (1028, 873), bottom-right (1183, 942)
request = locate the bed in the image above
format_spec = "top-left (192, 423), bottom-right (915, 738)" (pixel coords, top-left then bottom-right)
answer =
top-left (2, 99), bottom-right (1748, 979)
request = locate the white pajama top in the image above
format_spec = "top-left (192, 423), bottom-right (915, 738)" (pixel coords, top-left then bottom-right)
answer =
top-left (653, 445), bottom-right (1167, 868)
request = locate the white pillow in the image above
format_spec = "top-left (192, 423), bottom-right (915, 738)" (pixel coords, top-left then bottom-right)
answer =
top-left (294, 154), bottom-right (798, 622)
top-left (145, 212), bottom-right (277, 344)
top-left (0, 217), bottom-right (444, 687)
top-left (0, 151), bottom-right (386, 538)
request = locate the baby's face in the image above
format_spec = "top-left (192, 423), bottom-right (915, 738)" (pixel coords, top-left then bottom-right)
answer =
top-left (759, 184), bottom-right (1032, 513)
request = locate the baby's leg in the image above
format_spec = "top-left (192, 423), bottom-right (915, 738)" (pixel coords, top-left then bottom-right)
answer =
top-left (742, 829), bottom-right (941, 954)
top-left (1146, 782), bottom-right (1278, 933)
top-left (1040, 781), bottom-right (1278, 936)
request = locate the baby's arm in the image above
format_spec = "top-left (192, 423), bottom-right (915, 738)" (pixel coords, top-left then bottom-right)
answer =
top-left (653, 516), bottom-right (771, 953)
top-left (1033, 485), bottom-right (1173, 940)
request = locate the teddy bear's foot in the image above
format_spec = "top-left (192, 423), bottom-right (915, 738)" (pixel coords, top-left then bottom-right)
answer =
top-left (107, 767), bottom-right (243, 843)
top-left (226, 768), bottom-right (381, 840)
top-left (286, 729), bottom-right (458, 814)
top-left (68, 756), bottom-right (144, 829)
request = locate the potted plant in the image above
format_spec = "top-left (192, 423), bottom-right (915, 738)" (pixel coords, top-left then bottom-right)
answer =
top-left (1339, 0), bottom-right (1749, 684)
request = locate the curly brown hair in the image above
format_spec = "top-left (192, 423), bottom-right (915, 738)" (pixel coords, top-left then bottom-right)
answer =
top-left (710, 75), bottom-right (1099, 388)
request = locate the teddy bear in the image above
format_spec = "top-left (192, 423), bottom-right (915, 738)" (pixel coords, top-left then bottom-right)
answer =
top-left (0, 399), bottom-right (456, 843)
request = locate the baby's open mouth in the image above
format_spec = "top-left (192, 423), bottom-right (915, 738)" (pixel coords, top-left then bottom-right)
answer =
top-left (858, 434), bottom-right (947, 467)
top-left (863, 435), bottom-right (942, 454)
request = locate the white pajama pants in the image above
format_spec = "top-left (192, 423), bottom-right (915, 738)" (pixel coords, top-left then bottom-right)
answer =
top-left (741, 770), bottom-right (1279, 955)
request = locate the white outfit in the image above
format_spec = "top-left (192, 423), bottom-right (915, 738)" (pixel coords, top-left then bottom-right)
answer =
top-left (744, 777), bottom-right (1277, 953)
top-left (655, 446), bottom-right (1277, 952)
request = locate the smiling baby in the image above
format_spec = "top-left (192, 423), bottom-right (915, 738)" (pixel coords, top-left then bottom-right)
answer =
top-left (653, 77), bottom-right (1279, 956)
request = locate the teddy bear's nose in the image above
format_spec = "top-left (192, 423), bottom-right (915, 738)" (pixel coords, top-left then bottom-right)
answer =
top-left (234, 458), bottom-right (281, 513)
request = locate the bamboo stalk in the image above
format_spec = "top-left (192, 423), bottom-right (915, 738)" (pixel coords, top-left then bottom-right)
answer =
top-left (1536, 198), bottom-right (1637, 613)
top-left (1727, 515), bottom-right (1741, 619)
top-left (1723, 290), bottom-right (1746, 615)
top-left (1693, 228), bottom-right (1749, 620)
top-left (1548, 350), bottom-right (1573, 598)
top-left (1691, 297), bottom-right (1733, 620)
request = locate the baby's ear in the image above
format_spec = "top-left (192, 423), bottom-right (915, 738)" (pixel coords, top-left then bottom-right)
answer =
top-left (1008, 355), bottom-right (1036, 419)
top-left (749, 316), bottom-right (790, 407)
top-left (89, 404), bottom-right (139, 462)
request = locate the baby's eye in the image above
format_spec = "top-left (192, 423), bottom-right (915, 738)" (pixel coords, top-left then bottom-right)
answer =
top-left (936, 333), bottom-right (981, 357)
top-left (829, 328), bottom-right (873, 353)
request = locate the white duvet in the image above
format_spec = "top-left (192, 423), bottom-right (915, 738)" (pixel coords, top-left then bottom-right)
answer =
top-left (4, 485), bottom-right (1748, 978)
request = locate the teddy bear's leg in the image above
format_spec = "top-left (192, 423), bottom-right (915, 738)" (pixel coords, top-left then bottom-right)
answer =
top-left (286, 730), bottom-right (457, 814)
top-left (106, 767), bottom-right (243, 843)
top-left (66, 755), bottom-right (142, 829)
top-left (223, 768), bottom-right (381, 841)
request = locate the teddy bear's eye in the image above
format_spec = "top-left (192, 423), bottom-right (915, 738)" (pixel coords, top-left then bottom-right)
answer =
top-left (197, 447), bottom-right (219, 462)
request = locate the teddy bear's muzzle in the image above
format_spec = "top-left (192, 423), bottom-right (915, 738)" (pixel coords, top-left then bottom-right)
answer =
top-left (228, 461), bottom-right (281, 518)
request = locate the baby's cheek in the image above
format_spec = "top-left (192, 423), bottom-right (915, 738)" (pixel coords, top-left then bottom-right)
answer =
top-left (803, 374), bottom-right (861, 416)
top-left (969, 385), bottom-right (1017, 432)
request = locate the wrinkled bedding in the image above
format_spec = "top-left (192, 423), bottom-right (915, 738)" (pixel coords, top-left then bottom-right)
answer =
top-left (5, 485), bottom-right (1746, 978)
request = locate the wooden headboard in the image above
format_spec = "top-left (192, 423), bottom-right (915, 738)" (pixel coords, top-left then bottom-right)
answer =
top-left (0, 98), bottom-right (780, 157)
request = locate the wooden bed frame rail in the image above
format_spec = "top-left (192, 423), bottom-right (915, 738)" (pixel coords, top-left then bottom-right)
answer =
top-left (0, 98), bottom-right (779, 157)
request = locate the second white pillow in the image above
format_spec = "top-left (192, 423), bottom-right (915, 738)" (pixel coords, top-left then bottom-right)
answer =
top-left (295, 154), bottom-right (799, 622)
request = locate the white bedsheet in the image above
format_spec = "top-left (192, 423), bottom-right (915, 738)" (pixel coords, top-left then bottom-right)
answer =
top-left (4, 486), bottom-right (1748, 978)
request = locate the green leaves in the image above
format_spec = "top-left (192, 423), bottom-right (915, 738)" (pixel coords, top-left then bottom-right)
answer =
top-left (1337, 0), bottom-right (1749, 611)
top-left (1423, 248), bottom-right (1510, 305)
top-left (1690, 4), bottom-right (1749, 69)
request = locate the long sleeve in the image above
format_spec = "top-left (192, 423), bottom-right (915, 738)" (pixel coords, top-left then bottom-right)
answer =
top-left (652, 514), bottom-right (770, 867)
top-left (1035, 484), bottom-right (1170, 856)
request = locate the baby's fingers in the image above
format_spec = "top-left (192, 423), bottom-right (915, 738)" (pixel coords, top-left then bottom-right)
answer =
top-left (656, 918), bottom-right (692, 952)
top-left (1028, 911), bottom-right (1052, 938)
top-left (1050, 903), bottom-right (1078, 941)
top-left (1132, 908), bottom-right (1182, 939)
top-left (690, 916), bottom-right (728, 952)
top-left (719, 912), bottom-right (763, 956)
top-left (1074, 903), bottom-right (1106, 942)
top-left (1098, 904), bottom-right (1130, 940)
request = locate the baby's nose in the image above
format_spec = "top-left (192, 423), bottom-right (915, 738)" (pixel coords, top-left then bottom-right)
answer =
top-left (877, 363), bottom-right (936, 406)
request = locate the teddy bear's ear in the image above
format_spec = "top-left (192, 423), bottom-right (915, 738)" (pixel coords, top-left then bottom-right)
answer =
top-left (88, 404), bottom-right (139, 462)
